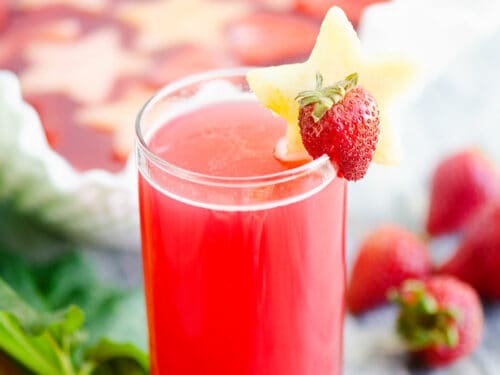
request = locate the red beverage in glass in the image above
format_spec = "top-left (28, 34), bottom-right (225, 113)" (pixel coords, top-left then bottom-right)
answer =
top-left (136, 70), bottom-right (346, 375)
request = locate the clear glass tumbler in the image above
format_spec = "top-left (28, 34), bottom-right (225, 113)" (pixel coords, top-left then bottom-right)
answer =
top-left (136, 68), bottom-right (346, 375)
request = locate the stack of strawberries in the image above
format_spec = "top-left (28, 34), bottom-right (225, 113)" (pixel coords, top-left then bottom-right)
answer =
top-left (347, 149), bottom-right (500, 367)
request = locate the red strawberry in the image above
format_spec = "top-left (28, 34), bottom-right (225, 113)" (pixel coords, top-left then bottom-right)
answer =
top-left (297, 72), bottom-right (380, 180)
top-left (426, 149), bottom-right (499, 236)
top-left (347, 225), bottom-right (432, 314)
top-left (438, 199), bottom-right (500, 299)
top-left (390, 277), bottom-right (483, 367)
top-left (226, 12), bottom-right (319, 66)
top-left (295, 0), bottom-right (386, 26)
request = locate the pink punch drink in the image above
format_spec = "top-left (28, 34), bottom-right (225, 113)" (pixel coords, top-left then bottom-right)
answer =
top-left (136, 69), bottom-right (346, 374)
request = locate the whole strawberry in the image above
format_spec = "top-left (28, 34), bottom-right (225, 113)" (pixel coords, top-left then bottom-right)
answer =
top-left (390, 277), bottom-right (483, 367)
top-left (296, 72), bottom-right (380, 180)
top-left (426, 149), bottom-right (499, 236)
top-left (347, 225), bottom-right (432, 314)
top-left (438, 199), bottom-right (500, 299)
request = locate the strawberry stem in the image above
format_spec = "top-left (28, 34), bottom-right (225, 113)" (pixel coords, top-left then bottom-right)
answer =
top-left (389, 280), bottom-right (461, 351)
top-left (315, 72), bottom-right (323, 89)
top-left (296, 72), bottom-right (359, 123)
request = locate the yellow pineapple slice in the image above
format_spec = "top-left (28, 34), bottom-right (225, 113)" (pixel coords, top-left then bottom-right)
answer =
top-left (247, 7), bottom-right (416, 165)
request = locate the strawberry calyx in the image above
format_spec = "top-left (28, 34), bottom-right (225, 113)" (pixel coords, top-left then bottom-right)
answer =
top-left (389, 280), bottom-right (461, 350)
top-left (296, 72), bottom-right (358, 122)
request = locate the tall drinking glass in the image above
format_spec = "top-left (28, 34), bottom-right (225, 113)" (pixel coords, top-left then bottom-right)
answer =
top-left (136, 68), bottom-right (347, 375)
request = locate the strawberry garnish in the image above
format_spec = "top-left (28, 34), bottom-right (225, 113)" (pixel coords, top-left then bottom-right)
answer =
top-left (296, 72), bottom-right (380, 180)
top-left (390, 277), bottom-right (483, 367)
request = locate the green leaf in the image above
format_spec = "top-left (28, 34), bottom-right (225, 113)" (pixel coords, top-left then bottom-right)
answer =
top-left (0, 276), bottom-right (149, 375)
top-left (312, 102), bottom-right (330, 122)
top-left (0, 247), bottom-right (149, 374)
top-left (0, 278), bottom-right (41, 333)
top-left (84, 290), bottom-right (148, 352)
top-left (17, 251), bottom-right (147, 352)
top-left (0, 251), bottom-right (46, 312)
top-left (33, 252), bottom-right (97, 311)
top-left (0, 278), bottom-right (83, 336)
top-left (0, 201), bottom-right (69, 257)
top-left (84, 339), bottom-right (149, 375)
top-left (296, 72), bottom-right (360, 121)
top-left (0, 312), bottom-right (59, 375)
top-left (315, 71), bottom-right (323, 89)
top-left (0, 278), bottom-right (80, 375)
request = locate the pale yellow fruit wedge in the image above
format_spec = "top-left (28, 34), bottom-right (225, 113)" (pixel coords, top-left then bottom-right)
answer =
top-left (247, 7), bottom-right (416, 165)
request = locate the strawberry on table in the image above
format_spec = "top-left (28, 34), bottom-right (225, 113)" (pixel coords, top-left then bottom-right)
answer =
top-left (347, 225), bottom-right (432, 314)
top-left (426, 149), bottom-right (499, 236)
top-left (390, 277), bottom-right (483, 367)
top-left (226, 12), bottom-right (319, 66)
top-left (438, 199), bottom-right (500, 300)
top-left (247, 7), bottom-right (415, 174)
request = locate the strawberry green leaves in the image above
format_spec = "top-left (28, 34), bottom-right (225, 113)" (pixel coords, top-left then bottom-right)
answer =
top-left (296, 72), bottom-right (359, 122)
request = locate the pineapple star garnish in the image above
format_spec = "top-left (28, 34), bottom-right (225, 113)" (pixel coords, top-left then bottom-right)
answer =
top-left (247, 6), bottom-right (416, 165)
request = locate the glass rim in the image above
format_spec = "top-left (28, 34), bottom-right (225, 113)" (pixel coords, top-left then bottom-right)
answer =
top-left (135, 67), bottom-right (331, 188)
